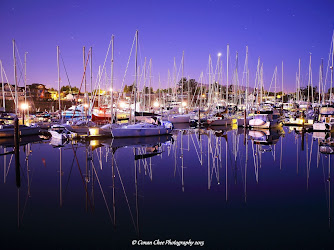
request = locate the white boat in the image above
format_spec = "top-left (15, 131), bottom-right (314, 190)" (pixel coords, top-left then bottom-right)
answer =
top-left (168, 114), bottom-right (190, 124)
top-left (207, 112), bottom-right (232, 126)
top-left (48, 125), bottom-right (77, 140)
top-left (248, 109), bottom-right (282, 129)
top-left (313, 107), bottom-right (334, 131)
top-left (64, 119), bottom-right (96, 135)
top-left (111, 123), bottom-right (172, 138)
top-left (62, 105), bottom-right (89, 119)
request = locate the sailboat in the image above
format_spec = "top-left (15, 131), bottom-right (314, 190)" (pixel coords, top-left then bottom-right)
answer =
top-left (110, 31), bottom-right (172, 138)
top-left (248, 106), bottom-right (282, 129)
top-left (313, 106), bottom-right (334, 131)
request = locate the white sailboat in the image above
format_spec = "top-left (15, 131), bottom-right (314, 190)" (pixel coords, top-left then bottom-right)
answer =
top-left (110, 31), bottom-right (172, 138)
top-left (48, 124), bottom-right (77, 140)
top-left (248, 108), bottom-right (282, 129)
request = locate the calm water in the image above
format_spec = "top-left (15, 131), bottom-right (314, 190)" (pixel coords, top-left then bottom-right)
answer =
top-left (0, 126), bottom-right (333, 249)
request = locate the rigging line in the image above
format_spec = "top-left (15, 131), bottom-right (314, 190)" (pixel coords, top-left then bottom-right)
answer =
top-left (321, 155), bottom-right (329, 205)
top-left (15, 44), bottom-right (25, 86)
top-left (21, 152), bottom-right (34, 224)
top-left (89, 36), bottom-right (111, 110)
top-left (68, 48), bottom-right (92, 121)
top-left (116, 33), bottom-right (136, 106)
top-left (64, 148), bottom-right (77, 196)
top-left (113, 155), bottom-right (137, 232)
top-left (21, 153), bottom-right (36, 226)
top-left (94, 148), bottom-right (103, 170)
top-left (59, 51), bottom-right (72, 89)
top-left (267, 67), bottom-right (277, 97)
top-left (323, 31), bottom-right (334, 91)
top-left (6, 153), bottom-right (14, 178)
top-left (71, 143), bottom-right (93, 210)
top-left (1, 67), bottom-right (16, 105)
top-left (91, 161), bottom-right (113, 224)
top-left (190, 133), bottom-right (202, 165)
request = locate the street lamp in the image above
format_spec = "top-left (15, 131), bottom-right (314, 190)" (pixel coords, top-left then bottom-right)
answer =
top-left (20, 103), bottom-right (29, 125)
top-left (153, 101), bottom-right (159, 108)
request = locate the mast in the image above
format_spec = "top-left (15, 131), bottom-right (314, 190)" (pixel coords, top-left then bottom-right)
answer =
top-left (90, 47), bottom-right (93, 102)
top-left (111, 35), bottom-right (114, 123)
top-left (143, 57), bottom-right (147, 111)
top-left (298, 59), bottom-right (301, 103)
top-left (245, 46), bottom-right (249, 110)
top-left (98, 66), bottom-right (101, 106)
top-left (134, 30), bottom-right (138, 124)
top-left (331, 38), bottom-right (334, 105)
top-left (256, 57), bottom-right (260, 106)
top-left (234, 52), bottom-right (239, 105)
top-left (226, 44), bottom-right (229, 106)
top-left (319, 59), bottom-right (323, 105)
top-left (149, 58), bottom-right (152, 110)
top-left (308, 53), bottom-right (312, 104)
top-left (83, 46), bottom-right (86, 97)
top-left (159, 74), bottom-right (161, 113)
top-left (24, 52), bottom-right (28, 118)
top-left (187, 75), bottom-right (190, 110)
top-left (1, 60), bottom-right (5, 109)
top-left (24, 52), bottom-right (27, 105)
top-left (282, 61), bottom-right (284, 104)
top-left (260, 64), bottom-right (263, 104)
top-left (173, 57), bottom-right (176, 102)
top-left (274, 66), bottom-right (277, 105)
top-left (13, 40), bottom-right (18, 115)
top-left (181, 51), bottom-right (184, 111)
top-left (57, 46), bottom-right (61, 114)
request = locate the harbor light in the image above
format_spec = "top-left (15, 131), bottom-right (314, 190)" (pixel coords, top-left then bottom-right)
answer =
top-left (182, 101), bottom-right (187, 107)
top-left (153, 101), bottom-right (159, 107)
top-left (21, 103), bottom-right (29, 110)
top-left (109, 88), bottom-right (113, 92)
top-left (217, 52), bottom-right (222, 57)
top-left (89, 128), bottom-right (100, 137)
top-left (119, 101), bottom-right (126, 109)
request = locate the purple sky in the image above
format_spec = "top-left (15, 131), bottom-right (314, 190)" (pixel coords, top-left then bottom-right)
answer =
top-left (0, 0), bottom-right (333, 92)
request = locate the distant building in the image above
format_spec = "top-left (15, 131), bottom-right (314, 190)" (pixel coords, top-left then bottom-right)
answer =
top-left (28, 83), bottom-right (51, 100)
top-left (48, 90), bottom-right (59, 100)
top-left (0, 82), bottom-right (24, 100)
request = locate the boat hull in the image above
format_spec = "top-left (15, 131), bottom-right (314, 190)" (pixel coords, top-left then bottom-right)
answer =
top-left (168, 115), bottom-right (190, 124)
top-left (249, 119), bottom-right (281, 129)
top-left (111, 124), bottom-right (172, 138)
top-left (207, 118), bottom-right (232, 126)
top-left (0, 126), bottom-right (40, 138)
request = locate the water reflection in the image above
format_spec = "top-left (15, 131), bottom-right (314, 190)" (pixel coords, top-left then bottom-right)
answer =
top-left (0, 127), bottom-right (333, 248)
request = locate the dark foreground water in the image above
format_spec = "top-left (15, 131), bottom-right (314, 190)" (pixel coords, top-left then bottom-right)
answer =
top-left (0, 126), bottom-right (333, 249)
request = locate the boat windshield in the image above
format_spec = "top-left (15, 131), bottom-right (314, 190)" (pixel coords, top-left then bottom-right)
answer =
top-left (254, 115), bottom-right (267, 121)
